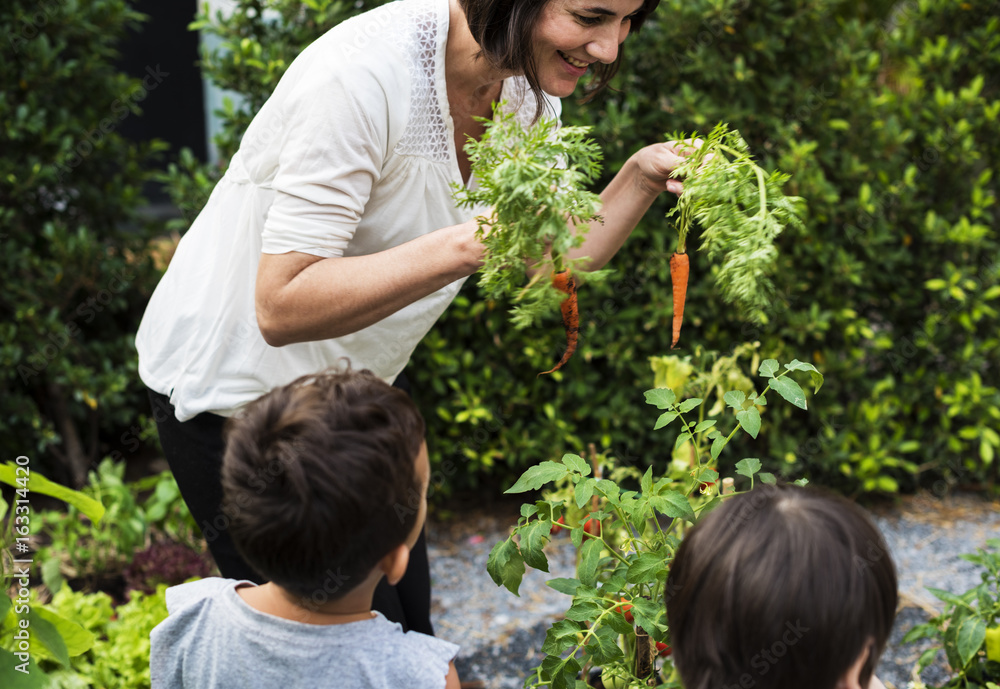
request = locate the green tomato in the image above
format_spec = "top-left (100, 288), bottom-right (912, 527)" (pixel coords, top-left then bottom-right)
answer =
top-left (601, 666), bottom-right (629, 689)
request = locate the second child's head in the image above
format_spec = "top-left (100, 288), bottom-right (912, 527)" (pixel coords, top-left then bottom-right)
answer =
top-left (221, 369), bottom-right (427, 603)
top-left (666, 484), bottom-right (897, 689)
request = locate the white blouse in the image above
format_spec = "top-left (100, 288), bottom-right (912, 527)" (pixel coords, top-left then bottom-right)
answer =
top-left (136, 0), bottom-right (561, 422)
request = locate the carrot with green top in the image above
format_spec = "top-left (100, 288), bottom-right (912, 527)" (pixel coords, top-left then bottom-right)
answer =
top-left (669, 251), bottom-right (689, 349)
top-left (539, 269), bottom-right (578, 375)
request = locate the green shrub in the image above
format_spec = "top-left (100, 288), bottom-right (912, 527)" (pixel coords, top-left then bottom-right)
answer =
top-left (36, 459), bottom-right (202, 592)
top-left (0, 0), bottom-right (167, 486)
top-left (161, 0), bottom-right (999, 497)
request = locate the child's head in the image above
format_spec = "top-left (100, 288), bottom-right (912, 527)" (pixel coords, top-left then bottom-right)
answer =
top-left (221, 368), bottom-right (427, 603)
top-left (666, 483), bottom-right (897, 689)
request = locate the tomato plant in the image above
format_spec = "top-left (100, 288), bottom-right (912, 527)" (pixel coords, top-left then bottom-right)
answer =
top-left (487, 355), bottom-right (823, 688)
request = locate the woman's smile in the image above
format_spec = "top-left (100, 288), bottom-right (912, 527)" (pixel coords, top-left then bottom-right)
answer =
top-left (533, 0), bottom-right (646, 96)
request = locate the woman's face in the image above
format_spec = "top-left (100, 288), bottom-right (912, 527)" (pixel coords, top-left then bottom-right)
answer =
top-left (531, 0), bottom-right (646, 97)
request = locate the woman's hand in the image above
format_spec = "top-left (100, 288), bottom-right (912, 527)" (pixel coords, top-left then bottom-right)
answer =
top-left (631, 138), bottom-right (707, 197)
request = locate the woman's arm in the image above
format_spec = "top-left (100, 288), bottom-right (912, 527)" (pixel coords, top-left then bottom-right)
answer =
top-left (564, 141), bottom-right (695, 270)
top-left (255, 220), bottom-right (483, 347)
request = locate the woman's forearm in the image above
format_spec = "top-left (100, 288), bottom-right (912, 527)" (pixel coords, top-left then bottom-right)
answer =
top-left (564, 152), bottom-right (673, 271)
top-left (255, 221), bottom-right (483, 346)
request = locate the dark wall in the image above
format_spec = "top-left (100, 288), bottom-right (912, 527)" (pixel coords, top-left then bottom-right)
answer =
top-left (116, 0), bottom-right (206, 204)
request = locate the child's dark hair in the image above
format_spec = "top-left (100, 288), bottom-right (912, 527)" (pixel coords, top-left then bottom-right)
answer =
top-left (666, 483), bottom-right (897, 689)
top-left (221, 368), bottom-right (425, 602)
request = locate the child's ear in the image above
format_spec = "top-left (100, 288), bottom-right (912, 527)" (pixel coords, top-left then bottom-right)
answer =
top-left (380, 543), bottom-right (410, 586)
top-left (836, 642), bottom-right (884, 689)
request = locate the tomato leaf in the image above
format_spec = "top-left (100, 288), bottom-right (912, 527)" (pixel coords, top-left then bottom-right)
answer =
top-left (724, 390), bottom-right (747, 410)
top-left (654, 411), bottom-right (679, 430)
top-left (735, 458), bottom-right (762, 479)
top-left (586, 624), bottom-right (625, 665)
top-left (562, 453), bottom-right (591, 476)
top-left (546, 578), bottom-right (581, 596)
top-left (577, 537), bottom-right (603, 587)
top-left (710, 433), bottom-right (728, 460)
top-left (644, 388), bottom-right (677, 409)
top-left (678, 398), bottom-right (703, 413)
top-left (487, 538), bottom-right (525, 596)
top-left (769, 376), bottom-right (808, 410)
top-left (784, 359), bottom-right (825, 393)
top-left (506, 461), bottom-right (569, 493)
top-left (759, 359), bottom-right (779, 378)
top-left (627, 552), bottom-right (665, 585)
top-left (575, 478), bottom-right (595, 509)
top-left (520, 519), bottom-right (551, 572)
top-left (541, 619), bottom-right (583, 656)
top-left (737, 407), bottom-right (761, 439)
top-left (693, 419), bottom-right (718, 433)
top-left (649, 489), bottom-right (695, 522)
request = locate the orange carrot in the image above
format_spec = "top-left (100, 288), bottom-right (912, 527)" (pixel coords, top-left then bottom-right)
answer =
top-left (539, 270), bottom-right (578, 375)
top-left (670, 252), bottom-right (689, 349)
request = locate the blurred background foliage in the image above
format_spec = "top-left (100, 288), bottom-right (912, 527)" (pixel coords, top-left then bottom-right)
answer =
top-left (4, 0), bottom-right (999, 499)
top-left (0, 0), bottom-right (167, 487)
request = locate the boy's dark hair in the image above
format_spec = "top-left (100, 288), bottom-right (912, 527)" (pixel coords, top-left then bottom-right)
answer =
top-left (458, 0), bottom-right (661, 120)
top-left (221, 368), bottom-right (425, 602)
top-left (666, 484), bottom-right (898, 689)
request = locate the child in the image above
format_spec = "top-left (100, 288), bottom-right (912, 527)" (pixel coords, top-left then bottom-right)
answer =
top-left (666, 483), bottom-right (897, 689)
top-left (150, 369), bottom-right (460, 688)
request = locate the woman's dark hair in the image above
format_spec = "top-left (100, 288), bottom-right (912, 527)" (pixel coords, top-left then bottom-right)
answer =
top-left (666, 484), bottom-right (898, 689)
top-left (458, 0), bottom-right (661, 119)
top-left (221, 368), bottom-right (425, 603)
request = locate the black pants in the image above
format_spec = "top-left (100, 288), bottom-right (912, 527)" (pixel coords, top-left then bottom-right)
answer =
top-left (147, 377), bottom-right (433, 634)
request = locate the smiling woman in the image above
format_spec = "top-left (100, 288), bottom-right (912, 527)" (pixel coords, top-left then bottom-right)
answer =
top-left (461, 0), bottom-right (660, 111)
top-left (135, 0), bottom-right (691, 684)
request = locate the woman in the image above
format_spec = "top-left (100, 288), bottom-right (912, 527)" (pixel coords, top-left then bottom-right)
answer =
top-left (137, 0), bottom-right (690, 636)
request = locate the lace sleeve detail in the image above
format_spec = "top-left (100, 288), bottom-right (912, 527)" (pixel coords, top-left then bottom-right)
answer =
top-left (393, 0), bottom-right (450, 163)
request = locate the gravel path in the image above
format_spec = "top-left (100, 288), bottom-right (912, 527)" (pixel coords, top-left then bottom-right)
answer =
top-left (426, 492), bottom-right (1000, 689)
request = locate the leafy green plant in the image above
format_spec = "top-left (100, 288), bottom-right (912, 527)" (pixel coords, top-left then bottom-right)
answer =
top-left (35, 460), bottom-right (201, 593)
top-left (487, 356), bottom-right (821, 688)
top-left (904, 539), bottom-right (1000, 689)
top-left (44, 584), bottom-right (169, 689)
top-left (453, 106), bottom-right (604, 328)
top-left (0, 0), bottom-right (167, 485)
top-left (1, 463), bottom-right (104, 688)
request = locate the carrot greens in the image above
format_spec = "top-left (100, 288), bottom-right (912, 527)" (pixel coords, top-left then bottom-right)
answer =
top-left (666, 123), bottom-right (806, 327)
top-left (452, 105), bottom-right (604, 331)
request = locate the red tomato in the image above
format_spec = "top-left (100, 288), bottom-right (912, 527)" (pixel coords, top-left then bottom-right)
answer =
top-left (615, 598), bottom-right (634, 624)
top-left (656, 642), bottom-right (672, 657)
top-left (583, 518), bottom-right (601, 537)
top-left (550, 516), bottom-right (566, 535)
